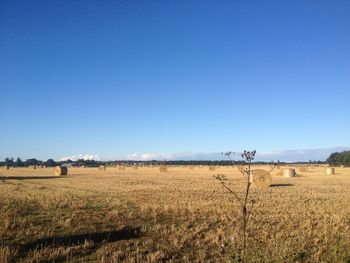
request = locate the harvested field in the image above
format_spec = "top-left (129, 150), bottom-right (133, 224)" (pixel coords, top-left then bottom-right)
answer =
top-left (1, 166), bottom-right (350, 262)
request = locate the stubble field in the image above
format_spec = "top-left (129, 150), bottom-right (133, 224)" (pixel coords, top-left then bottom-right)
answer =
top-left (1, 165), bottom-right (350, 262)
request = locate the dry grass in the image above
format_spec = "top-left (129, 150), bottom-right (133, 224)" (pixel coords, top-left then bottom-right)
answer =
top-left (0, 166), bottom-right (350, 262)
top-left (98, 165), bottom-right (106, 172)
top-left (300, 167), bottom-right (308, 173)
top-left (159, 166), bottom-right (168, 173)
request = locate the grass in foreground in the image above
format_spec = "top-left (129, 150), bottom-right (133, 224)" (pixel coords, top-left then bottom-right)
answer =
top-left (1, 166), bottom-right (350, 262)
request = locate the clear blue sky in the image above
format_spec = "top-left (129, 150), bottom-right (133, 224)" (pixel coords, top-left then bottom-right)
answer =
top-left (1, 0), bottom-right (349, 161)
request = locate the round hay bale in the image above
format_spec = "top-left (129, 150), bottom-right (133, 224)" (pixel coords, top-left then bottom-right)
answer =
top-left (325, 167), bottom-right (335, 175)
top-left (159, 166), bottom-right (167, 173)
top-left (251, 169), bottom-right (272, 188)
top-left (209, 166), bottom-right (216, 171)
top-left (54, 166), bottom-right (68, 176)
top-left (282, 168), bottom-right (296, 177)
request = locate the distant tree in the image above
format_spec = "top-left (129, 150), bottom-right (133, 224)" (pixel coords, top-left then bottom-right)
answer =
top-left (327, 152), bottom-right (339, 165)
top-left (344, 153), bottom-right (350, 165)
top-left (335, 153), bottom-right (344, 165)
top-left (15, 157), bottom-right (23, 167)
top-left (4, 157), bottom-right (14, 166)
top-left (44, 159), bottom-right (56, 167)
top-left (24, 158), bottom-right (39, 166)
top-left (327, 151), bottom-right (350, 166)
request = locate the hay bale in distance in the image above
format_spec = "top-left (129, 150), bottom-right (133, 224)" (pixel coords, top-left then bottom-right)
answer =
top-left (209, 166), bottom-right (216, 171)
top-left (251, 169), bottom-right (272, 188)
top-left (159, 166), bottom-right (167, 173)
top-left (325, 167), bottom-right (335, 175)
top-left (54, 166), bottom-right (68, 176)
top-left (282, 168), bottom-right (296, 177)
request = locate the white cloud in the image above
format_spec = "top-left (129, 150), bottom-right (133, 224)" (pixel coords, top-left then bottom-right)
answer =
top-left (59, 147), bottom-right (350, 162)
top-left (255, 147), bottom-right (350, 162)
top-left (257, 151), bottom-right (280, 156)
top-left (123, 147), bottom-right (350, 162)
top-left (125, 152), bottom-right (200, 161)
top-left (60, 154), bottom-right (100, 161)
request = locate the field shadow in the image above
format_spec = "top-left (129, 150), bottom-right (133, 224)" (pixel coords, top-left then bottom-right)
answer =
top-left (270, 183), bottom-right (294, 187)
top-left (17, 227), bottom-right (142, 253)
top-left (0, 176), bottom-right (63, 180)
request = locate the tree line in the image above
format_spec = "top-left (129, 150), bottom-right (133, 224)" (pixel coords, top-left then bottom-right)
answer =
top-left (326, 151), bottom-right (350, 166)
top-left (1, 157), bottom-right (325, 167)
top-left (0, 157), bottom-right (56, 167)
top-left (2, 152), bottom-right (347, 167)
